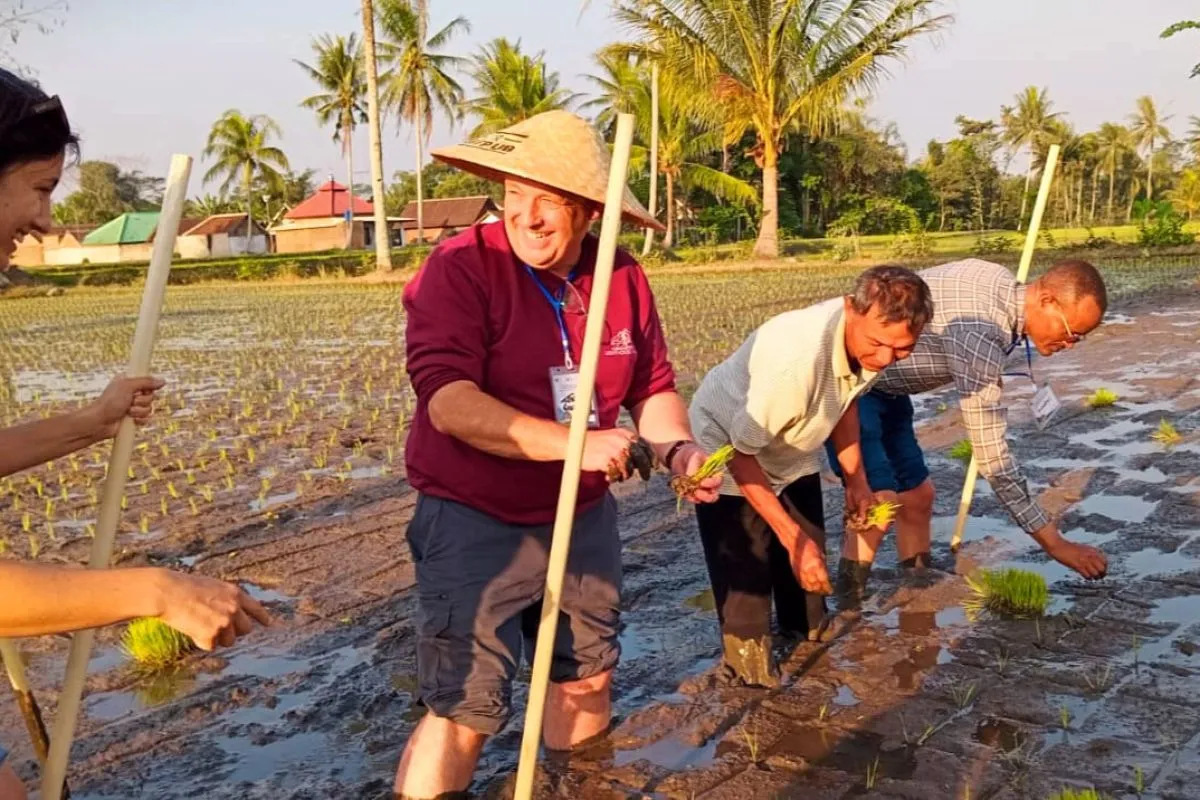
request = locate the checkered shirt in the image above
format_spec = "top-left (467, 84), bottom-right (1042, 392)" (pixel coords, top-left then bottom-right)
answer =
top-left (874, 259), bottom-right (1049, 534)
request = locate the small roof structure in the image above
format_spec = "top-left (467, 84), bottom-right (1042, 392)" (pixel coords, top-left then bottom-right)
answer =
top-left (398, 196), bottom-right (500, 230)
top-left (182, 213), bottom-right (263, 237)
top-left (83, 212), bottom-right (201, 245)
top-left (285, 181), bottom-right (374, 220)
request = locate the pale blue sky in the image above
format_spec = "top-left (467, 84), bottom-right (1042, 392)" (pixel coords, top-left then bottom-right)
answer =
top-left (9, 0), bottom-right (1200, 197)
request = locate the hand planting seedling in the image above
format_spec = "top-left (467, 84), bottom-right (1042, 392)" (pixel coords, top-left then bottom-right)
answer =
top-left (1151, 418), bottom-right (1182, 448)
top-left (122, 618), bottom-right (194, 671)
top-left (949, 439), bottom-right (973, 463)
top-left (1085, 388), bottom-right (1118, 408)
top-left (669, 444), bottom-right (735, 510)
top-left (965, 568), bottom-right (1049, 620)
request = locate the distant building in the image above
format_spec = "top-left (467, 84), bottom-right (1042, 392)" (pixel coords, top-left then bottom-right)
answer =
top-left (270, 180), bottom-right (409, 254)
top-left (79, 212), bottom-right (202, 264)
top-left (11, 225), bottom-right (94, 267)
top-left (178, 213), bottom-right (269, 259)
top-left (399, 196), bottom-right (501, 244)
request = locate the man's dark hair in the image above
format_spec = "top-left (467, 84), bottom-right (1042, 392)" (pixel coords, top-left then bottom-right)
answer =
top-left (1041, 259), bottom-right (1108, 314)
top-left (849, 265), bottom-right (934, 330)
top-left (0, 67), bottom-right (79, 175)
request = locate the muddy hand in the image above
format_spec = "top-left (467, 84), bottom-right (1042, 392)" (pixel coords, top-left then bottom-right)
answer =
top-left (154, 570), bottom-right (271, 651)
top-left (790, 539), bottom-right (833, 595)
top-left (673, 444), bottom-right (722, 504)
top-left (842, 477), bottom-right (875, 530)
top-left (584, 428), bottom-right (636, 479)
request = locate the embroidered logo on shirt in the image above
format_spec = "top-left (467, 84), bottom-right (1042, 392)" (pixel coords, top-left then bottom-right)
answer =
top-left (605, 328), bottom-right (636, 357)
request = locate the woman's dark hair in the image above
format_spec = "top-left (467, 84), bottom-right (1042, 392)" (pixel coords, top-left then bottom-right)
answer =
top-left (0, 67), bottom-right (79, 174)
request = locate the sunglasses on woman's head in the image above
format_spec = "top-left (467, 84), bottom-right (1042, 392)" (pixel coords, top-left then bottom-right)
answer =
top-left (0, 92), bottom-right (70, 145)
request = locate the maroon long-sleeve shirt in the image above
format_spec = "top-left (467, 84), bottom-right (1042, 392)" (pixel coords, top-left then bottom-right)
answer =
top-left (403, 221), bottom-right (677, 525)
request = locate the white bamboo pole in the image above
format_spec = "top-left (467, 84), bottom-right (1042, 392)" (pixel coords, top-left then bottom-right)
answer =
top-left (512, 114), bottom-right (636, 800)
top-left (40, 154), bottom-right (193, 800)
top-left (641, 62), bottom-right (659, 257)
top-left (951, 144), bottom-right (1060, 553)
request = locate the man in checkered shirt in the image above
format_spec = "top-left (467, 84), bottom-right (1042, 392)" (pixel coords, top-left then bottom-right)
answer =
top-left (826, 258), bottom-right (1109, 594)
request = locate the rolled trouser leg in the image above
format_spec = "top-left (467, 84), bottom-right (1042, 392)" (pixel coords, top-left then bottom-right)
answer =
top-left (696, 496), bottom-right (778, 687)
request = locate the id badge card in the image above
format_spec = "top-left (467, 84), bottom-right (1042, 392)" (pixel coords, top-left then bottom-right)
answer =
top-left (1031, 382), bottom-right (1062, 430)
top-left (550, 366), bottom-right (600, 428)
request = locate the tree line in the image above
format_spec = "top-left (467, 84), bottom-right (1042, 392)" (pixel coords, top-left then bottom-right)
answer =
top-left (47, 3), bottom-right (1200, 260)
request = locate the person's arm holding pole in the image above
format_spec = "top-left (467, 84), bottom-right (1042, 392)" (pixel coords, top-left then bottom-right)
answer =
top-left (40, 153), bottom-right (191, 800)
top-left (512, 113), bottom-right (635, 800)
top-left (950, 144), bottom-right (1060, 554)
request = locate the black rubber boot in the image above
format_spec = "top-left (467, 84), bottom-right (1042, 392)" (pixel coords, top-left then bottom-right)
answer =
top-left (836, 558), bottom-right (873, 608)
top-left (900, 551), bottom-right (933, 570)
top-left (720, 633), bottom-right (780, 688)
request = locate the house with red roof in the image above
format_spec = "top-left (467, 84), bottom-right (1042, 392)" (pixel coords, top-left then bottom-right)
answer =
top-left (269, 180), bottom-right (411, 254)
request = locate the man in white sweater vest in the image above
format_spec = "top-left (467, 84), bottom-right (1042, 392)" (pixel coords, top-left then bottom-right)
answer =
top-left (688, 267), bottom-right (934, 686)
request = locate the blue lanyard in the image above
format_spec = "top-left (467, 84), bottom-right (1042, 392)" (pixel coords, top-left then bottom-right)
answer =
top-left (1003, 335), bottom-right (1035, 381)
top-left (524, 265), bottom-right (577, 369)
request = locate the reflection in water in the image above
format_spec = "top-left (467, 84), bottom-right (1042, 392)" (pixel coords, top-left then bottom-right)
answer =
top-left (974, 717), bottom-right (1026, 752)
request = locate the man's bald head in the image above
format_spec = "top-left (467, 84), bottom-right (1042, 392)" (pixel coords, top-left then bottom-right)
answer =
top-left (1025, 259), bottom-right (1107, 356)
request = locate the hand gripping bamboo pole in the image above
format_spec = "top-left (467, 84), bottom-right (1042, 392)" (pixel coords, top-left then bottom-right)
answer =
top-left (40, 154), bottom-right (193, 800)
top-left (951, 144), bottom-right (1060, 554)
top-left (512, 114), bottom-right (636, 800)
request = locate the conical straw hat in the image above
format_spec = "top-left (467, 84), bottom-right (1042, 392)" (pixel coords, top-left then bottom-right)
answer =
top-left (431, 110), bottom-right (664, 232)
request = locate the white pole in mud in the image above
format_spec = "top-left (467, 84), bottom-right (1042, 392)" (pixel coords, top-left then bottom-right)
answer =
top-left (40, 154), bottom-right (193, 800)
top-left (512, 114), bottom-right (636, 800)
top-left (951, 144), bottom-right (1060, 553)
top-left (0, 638), bottom-right (53, 767)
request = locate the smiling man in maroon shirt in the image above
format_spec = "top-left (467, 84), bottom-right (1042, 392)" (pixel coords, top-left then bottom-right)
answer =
top-left (396, 110), bottom-right (720, 798)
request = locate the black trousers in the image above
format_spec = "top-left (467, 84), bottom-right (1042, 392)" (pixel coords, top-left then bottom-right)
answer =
top-left (694, 473), bottom-right (826, 640)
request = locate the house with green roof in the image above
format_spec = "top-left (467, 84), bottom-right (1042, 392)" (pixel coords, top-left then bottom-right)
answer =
top-left (77, 211), bottom-right (202, 264)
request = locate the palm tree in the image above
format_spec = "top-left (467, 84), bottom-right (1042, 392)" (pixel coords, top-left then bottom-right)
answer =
top-left (1185, 115), bottom-right (1200, 165)
top-left (1000, 86), bottom-right (1061, 230)
top-left (202, 111), bottom-right (290, 234)
top-left (295, 33), bottom-right (367, 248)
top-left (1095, 122), bottom-right (1132, 223)
top-left (378, 0), bottom-right (469, 245)
top-left (186, 194), bottom-right (239, 218)
top-left (614, 0), bottom-right (951, 259)
top-left (465, 38), bottom-right (579, 137)
top-left (361, 0), bottom-right (392, 270)
top-left (1169, 168), bottom-right (1200, 220)
top-left (625, 76), bottom-right (757, 247)
top-left (1161, 20), bottom-right (1200, 79)
top-left (581, 49), bottom-right (648, 136)
top-left (1128, 95), bottom-right (1172, 202)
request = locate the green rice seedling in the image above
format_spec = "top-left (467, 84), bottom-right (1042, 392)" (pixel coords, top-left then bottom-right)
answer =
top-left (1046, 789), bottom-right (1106, 800)
top-left (865, 755), bottom-right (880, 789)
top-left (188, 498), bottom-right (199, 516)
top-left (20, 512), bottom-right (30, 533)
top-left (1134, 765), bottom-right (1144, 795)
top-left (1059, 704), bottom-right (1071, 730)
top-left (670, 445), bottom-right (735, 509)
top-left (950, 681), bottom-right (978, 709)
top-left (1152, 419), bottom-right (1182, 448)
top-left (949, 439), bottom-right (973, 463)
top-left (160, 497), bottom-right (169, 516)
top-left (121, 618), bottom-right (192, 671)
top-left (869, 497), bottom-right (904, 529)
top-left (224, 475), bottom-right (235, 491)
top-left (1084, 664), bottom-right (1113, 694)
top-left (818, 704), bottom-right (829, 723)
top-left (1085, 388), bottom-right (1118, 408)
top-left (27, 535), bottom-right (38, 558)
top-left (965, 568), bottom-right (1049, 620)
top-left (741, 725), bottom-right (760, 763)
top-left (167, 482), bottom-right (179, 499)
